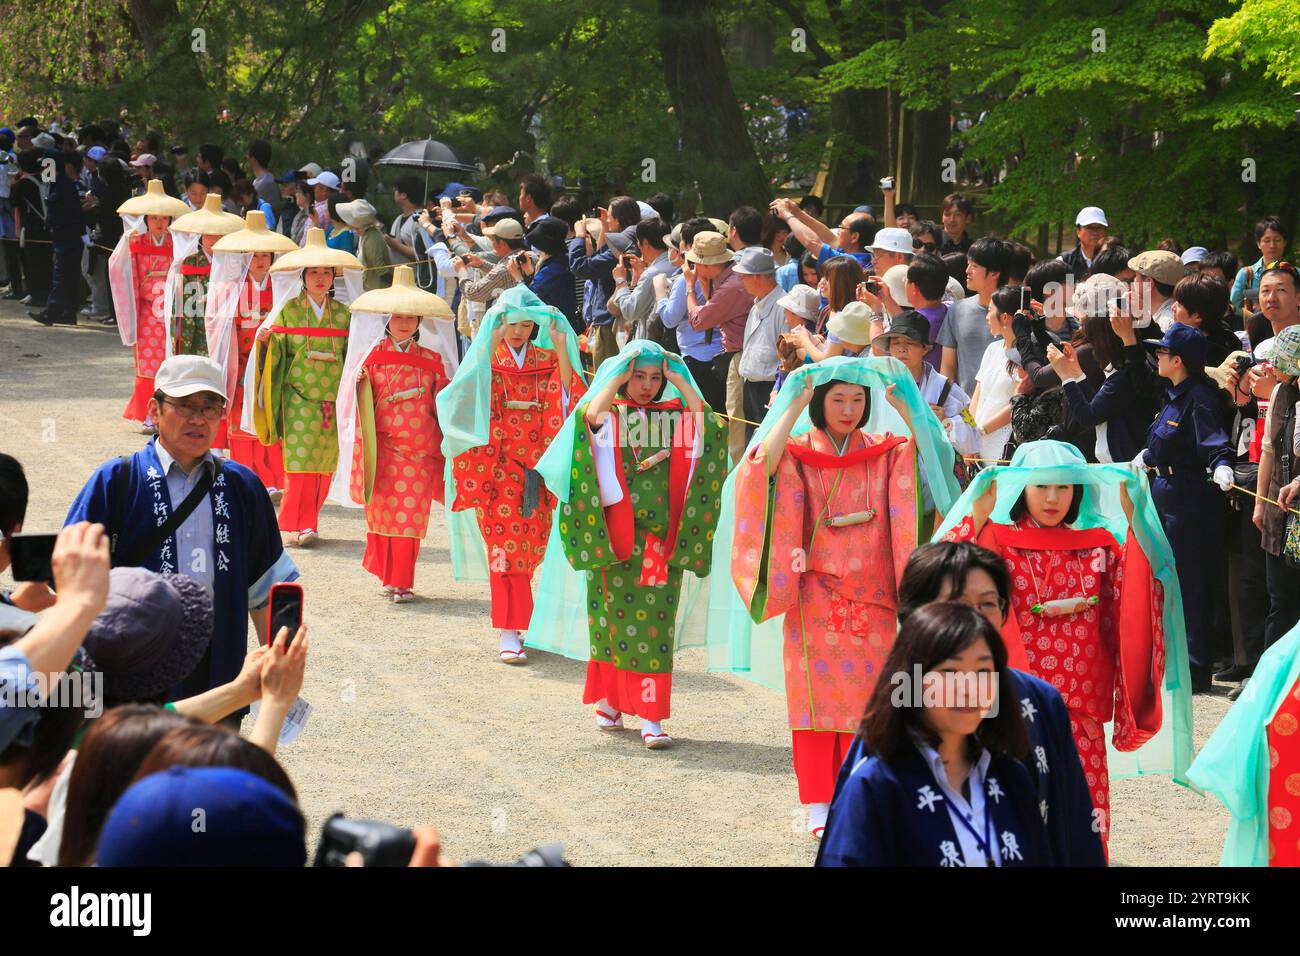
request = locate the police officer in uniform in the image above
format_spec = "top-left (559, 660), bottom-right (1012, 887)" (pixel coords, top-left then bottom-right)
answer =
top-left (1132, 324), bottom-right (1234, 692)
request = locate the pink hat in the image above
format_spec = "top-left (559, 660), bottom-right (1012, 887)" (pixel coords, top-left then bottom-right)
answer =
top-left (129, 153), bottom-right (157, 168)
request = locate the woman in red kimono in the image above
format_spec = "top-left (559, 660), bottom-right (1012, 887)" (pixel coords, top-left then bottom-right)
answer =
top-left (343, 266), bottom-right (453, 603)
top-left (944, 444), bottom-right (1165, 848)
top-left (209, 211), bottom-right (297, 495)
top-left (447, 286), bottom-right (581, 663)
top-left (109, 180), bottom-right (190, 427)
top-left (731, 373), bottom-right (924, 837)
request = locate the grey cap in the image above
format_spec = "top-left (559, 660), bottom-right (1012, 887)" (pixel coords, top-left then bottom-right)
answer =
top-left (732, 246), bottom-right (776, 276)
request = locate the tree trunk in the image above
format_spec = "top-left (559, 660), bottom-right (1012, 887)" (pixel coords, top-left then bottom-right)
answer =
top-left (658, 0), bottom-right (771, 213)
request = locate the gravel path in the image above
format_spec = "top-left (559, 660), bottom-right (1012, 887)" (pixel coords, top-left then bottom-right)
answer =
top-left (0, 304), bottom-right (1233, 866)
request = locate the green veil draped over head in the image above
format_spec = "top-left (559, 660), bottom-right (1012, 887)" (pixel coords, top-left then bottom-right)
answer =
top-left (527, 339), bottom-right (716, 657)
top-left (933, 439), bottom-right (1195, 786)
top-left (695, 355), bottom-right (962, 689)
top-left (1187, 621), bottom-right (1300, 865)
top-left (434, 285), bottom-right (584, 581)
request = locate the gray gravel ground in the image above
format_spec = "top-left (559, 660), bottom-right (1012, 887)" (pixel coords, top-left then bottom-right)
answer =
top-left (0, 305), bottom-right (1233, 865)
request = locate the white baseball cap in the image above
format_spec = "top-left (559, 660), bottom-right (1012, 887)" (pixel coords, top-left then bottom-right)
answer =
top-left (306, 170), bottom-right (340, 190)
top-left (154, 355), bottom-right (228, 402)
top-left (129, 153), bottom-right (157, 168)
top-left (868, 227), bottom-right (913, 256)
top-left (1076, 206), bottom-right (1108, 227)
top-left (297, 162), bottom-right (323, 178)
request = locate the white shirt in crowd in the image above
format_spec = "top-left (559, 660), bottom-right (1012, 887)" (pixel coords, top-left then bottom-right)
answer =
top-left (973, 340), bottom-right (1015, 461)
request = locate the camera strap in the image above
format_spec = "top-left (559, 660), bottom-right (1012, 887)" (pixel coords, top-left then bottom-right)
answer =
top-left (109, 454), bottom-right (225, 568)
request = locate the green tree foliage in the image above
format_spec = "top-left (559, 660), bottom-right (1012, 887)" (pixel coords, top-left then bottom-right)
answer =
top-left (0, 0), bottom-right (1293, 247)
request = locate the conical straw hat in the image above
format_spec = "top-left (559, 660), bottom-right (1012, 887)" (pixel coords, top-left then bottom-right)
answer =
top-left (117, 179), bottom-right (191, 218)
top-left (348, 265), bottom-right (453, 318)
top-left (171, 194), bottom-right (246, 235)
top-left (213, 211), bottom-right (299, 253)
top-left (269, 227), bottom-right (364, 272)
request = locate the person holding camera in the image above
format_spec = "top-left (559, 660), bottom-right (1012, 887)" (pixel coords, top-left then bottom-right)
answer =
top-left (510, 217), bottom-right (576, 330)
top-left (608, 216), bottom-right (673, 342)
top-left (456, 217), bottom-right (527, 307)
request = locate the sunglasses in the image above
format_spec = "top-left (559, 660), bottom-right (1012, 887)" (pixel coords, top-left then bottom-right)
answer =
top-left (912, 241), bottom-right (937, 252)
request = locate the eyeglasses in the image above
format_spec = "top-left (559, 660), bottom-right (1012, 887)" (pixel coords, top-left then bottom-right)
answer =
top-left (161, 398), bottom-right (226, 421)
top-left (912, 241), bottom-right (937, 252)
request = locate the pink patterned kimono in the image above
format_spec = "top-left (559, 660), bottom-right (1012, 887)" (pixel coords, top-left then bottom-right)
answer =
top-left (732, 428), bottom-right (920, 803)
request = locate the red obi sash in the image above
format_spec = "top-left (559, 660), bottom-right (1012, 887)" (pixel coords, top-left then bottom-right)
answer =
top-left (364, 350), bottom-right (445, 375)
top-left (269, 326), bottom-right (348, 337)
top-left (180, 263), bottom-right (211, 277)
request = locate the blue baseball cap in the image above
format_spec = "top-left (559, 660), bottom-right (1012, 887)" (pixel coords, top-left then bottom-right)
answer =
top-left (86, 146), bottom-right (107, 161)
top-left (274, 167), bottom-right (299, 183)
top-left (1142, 322), bottom-right (1208, 369)
top-left (96, 766), bottom-right (306, 867)
top-left (482, 205), bottom-right (521, 223)
top-left (437, 182), bottom-right (482, 203)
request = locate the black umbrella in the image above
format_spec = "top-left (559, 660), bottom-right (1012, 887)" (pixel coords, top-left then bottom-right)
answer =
top-left (375, 138), bottom-right (478, 174)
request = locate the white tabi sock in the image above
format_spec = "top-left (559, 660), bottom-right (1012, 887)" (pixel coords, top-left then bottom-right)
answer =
top-left (807, 802), bottom-right (830, 833)
top-left (499, 630), bottom-right (522, 652)
top-left (641, 719), bottom-right (665, 737)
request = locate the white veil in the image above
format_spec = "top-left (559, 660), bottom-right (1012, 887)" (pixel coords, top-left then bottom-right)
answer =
top-left (107, 214), bottom-right (145, 346)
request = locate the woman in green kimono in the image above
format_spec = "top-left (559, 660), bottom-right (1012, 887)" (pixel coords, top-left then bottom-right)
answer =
top-left (253, 227), bottom-right (363, 545)
top-left (166, 194), bottom-right (243, 358)
top-left (544, 343), bottom-right (728, 749)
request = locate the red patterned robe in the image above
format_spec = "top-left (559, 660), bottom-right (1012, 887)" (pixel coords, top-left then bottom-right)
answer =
top-left (946, 515), bottom-right (1165, 845)
top-left (349, 337), bottom-right (448, 590)
top-left (1268, 674), bottom-right (1300, 866)
top-left (450, 340), bottom-right (582, 629)
top-left (731, 428), bottom-right (920, 804)
top-left (226, 275), bottom-right (283, 487)
top-left (123, 232), bottom-right (174, 422)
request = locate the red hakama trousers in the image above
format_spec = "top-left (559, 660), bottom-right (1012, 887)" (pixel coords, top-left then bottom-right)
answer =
top-left (362, 533), bottom-right (419, 590)
top-left (229, 434), bottom-right (285, 491)
top-left (582, 662), bottom-right (672, 721)
top-left (123, 375), bottom-right (155, 423)
top-left (278, 473), bottom-right (331, 532)
top-left (791, 729), bottom-right (855, 804)
top-left (489, 571), bottom-right (534, 630)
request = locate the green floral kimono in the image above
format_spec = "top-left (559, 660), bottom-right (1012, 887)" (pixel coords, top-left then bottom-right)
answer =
top-left (173, 251), bottom-right (211, 357)
top-left (558, 398), bottom-right (727, 719)
top-left (254, 290), bottom-right (352, 474)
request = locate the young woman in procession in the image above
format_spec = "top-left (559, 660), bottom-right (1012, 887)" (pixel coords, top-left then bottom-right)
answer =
top-left (816, 602), bottom-right (1052, 867)
top-left (730, 366), bottom-right (933, 836)
top-left (438, 285), bottom-right (583, 663)
top-left (547, 344), bottom-right (728, 748)
top-left (818, 541), bottom-right (1105, 866)
top-left (166, 194), bottom-right (243, 361)
top-left (108, 180), bottom-right (190, 428)
top-left (207, 211), bottom-right (297, 495)
top-left (939, 439), bottom-right (1179, 849)
top-left (337, 265), bottom-right (455, 604)
top-left (252, 227), bottom-right (363, 546)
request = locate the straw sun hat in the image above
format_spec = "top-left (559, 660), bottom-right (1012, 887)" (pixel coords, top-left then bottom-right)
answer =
top-left (170, 194), bottom-right (245, 235)
top-left (116, 179), bottom-right (190, 217)
top-left (213, 211), bottom-right (299, 254)
top-left (348, 265), bottom-right (452, 318)
top-left (269, 227), bottom-right (363, 272)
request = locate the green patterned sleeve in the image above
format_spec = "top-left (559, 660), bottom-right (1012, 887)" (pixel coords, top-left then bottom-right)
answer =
top-left (669, 410), bottom-right (728, 577)
top-left (556, 413), bottom-right (616, 570)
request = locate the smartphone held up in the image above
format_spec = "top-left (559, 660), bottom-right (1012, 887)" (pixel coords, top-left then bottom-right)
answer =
top-left (268, 581), bottom-right (304, 645)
